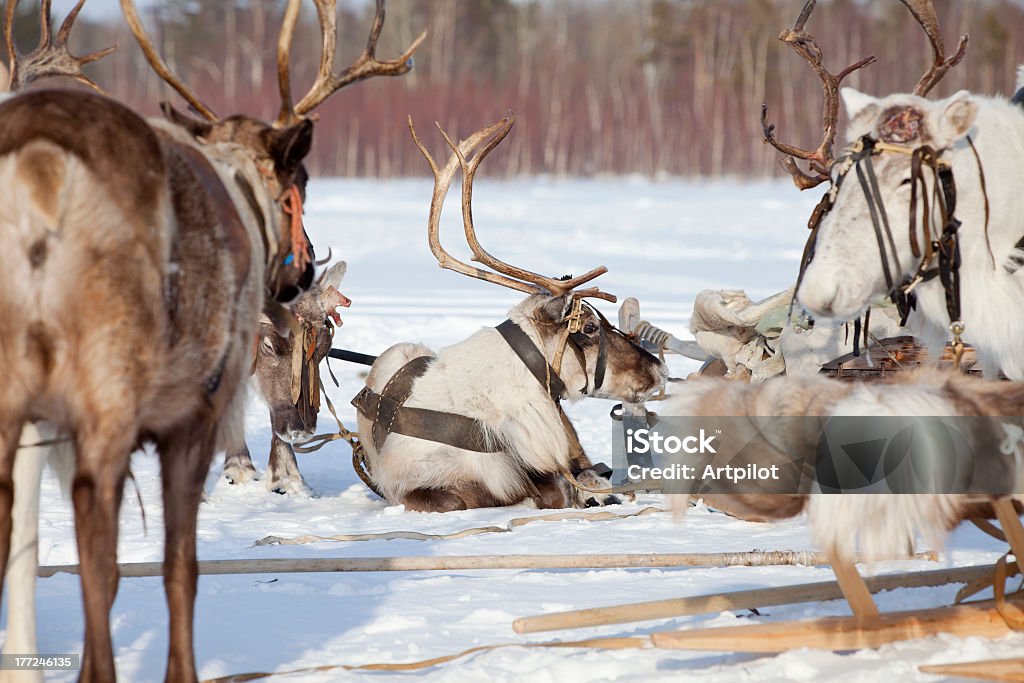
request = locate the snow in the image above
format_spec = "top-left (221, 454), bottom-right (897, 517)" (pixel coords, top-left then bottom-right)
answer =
top-left (18, 178), bottom-right (1023, 681)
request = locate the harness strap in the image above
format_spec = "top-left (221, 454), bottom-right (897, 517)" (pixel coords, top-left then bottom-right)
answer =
top-left (350, 356), bottom-right (502, 453)
top-left (496, 319), bottom-right (566, 401)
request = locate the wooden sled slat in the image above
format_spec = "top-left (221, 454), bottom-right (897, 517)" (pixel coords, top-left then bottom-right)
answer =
top-left (820, 335), bottom-right (982, 380)
top-left (514, 564), bottom-right (990, 634)
top-left (919, 658), bottom-right (1024, 682)
top-left (650, 597), bottom-right (1021, 652)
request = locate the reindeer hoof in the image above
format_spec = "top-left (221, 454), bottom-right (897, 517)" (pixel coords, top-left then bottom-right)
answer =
top-left (266, 476), bottom-right (314, 497)
top-left (571, 469), bottom-right (621, 508)
top-left (223, 463), bottom-right (258, 485)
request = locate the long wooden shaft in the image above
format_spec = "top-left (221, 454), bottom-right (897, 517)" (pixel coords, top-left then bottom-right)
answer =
top-left (36, 550), bottom-right (905, 579)
top-left (513, 563), bottom-right (990, 633)
top-left (651, 598), bottom-right (1019, 652)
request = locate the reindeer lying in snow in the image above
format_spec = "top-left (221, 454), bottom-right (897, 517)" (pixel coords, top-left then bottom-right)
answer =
top-left (355, 115), bottom-right (666, 512)
top-left (223, 261), bottom-right (351, 495)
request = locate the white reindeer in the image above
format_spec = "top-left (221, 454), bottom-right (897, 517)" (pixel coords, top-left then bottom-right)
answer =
top-left (357, 115), bottom-right (666, 512)
top-left (769, 2), bottom-right (1024, 378)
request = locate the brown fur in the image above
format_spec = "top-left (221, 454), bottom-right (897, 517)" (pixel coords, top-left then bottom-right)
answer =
top-left (0, 89), bottom-right (312, 682)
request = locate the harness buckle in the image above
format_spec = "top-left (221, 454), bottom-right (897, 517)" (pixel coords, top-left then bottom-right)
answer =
top-left (949, 320), bottom-right (966, 371)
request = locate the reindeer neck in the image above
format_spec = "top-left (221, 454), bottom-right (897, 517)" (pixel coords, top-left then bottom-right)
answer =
top-left (913, 99), bottom-right (1024, 379)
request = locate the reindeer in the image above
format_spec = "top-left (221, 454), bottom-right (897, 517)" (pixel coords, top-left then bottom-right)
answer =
top-left (354, 115), bottom-right (666, 512)
top-left (665, 369), bottom-right (1024, 615)
top-left (0, 1), bottom-right (422, 680)
top-left (763, 2), bottom-right (1024, 379)
top-left (222, 261), bottom-right (351, 495)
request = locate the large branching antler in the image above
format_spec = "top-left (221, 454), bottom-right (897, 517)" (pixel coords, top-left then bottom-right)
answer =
top-left (276, 0), bottom-right (426, 127)
top-left (761, 0), bottom-right (875, 190)
top-left (120, 0), bottom-right (217, 121)
top-left (410, 114), bottom-right (615, 303)
top-left (4, 0), bottom-right (115, 93)
top-left (897, 0), bottom-right (968, 97)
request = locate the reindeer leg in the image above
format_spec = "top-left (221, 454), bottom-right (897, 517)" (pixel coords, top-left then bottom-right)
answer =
top-left (158, 424), bottom-right (217, 683)
top-left (0, 417), bottom-right (21, 622)
top-left (72, 427), bottom-right (132, 683)
top-left (265, 435), bottom-right (310, 496)
top-left (2, 426), bottom-right (46, 683)
top-left (221, 442), bottom-right (258, 485)
top-left (826, 548), bottom-right (880, 617)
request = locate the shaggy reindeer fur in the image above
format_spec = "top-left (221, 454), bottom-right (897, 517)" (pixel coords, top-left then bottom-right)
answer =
top-left (0, 89), bottom-right (313, 682)
top-left (796, 80), bottom-right (1024, 379)
top-left (360, 294), bottom-right (666, 512)
top-left (223, 261), bottom-right (350, 495)
top-left (666, 370), bottom-right (1024, 562)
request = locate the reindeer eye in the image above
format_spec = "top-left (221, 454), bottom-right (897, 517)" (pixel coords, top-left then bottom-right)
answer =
top-left (899, 177), bottom-right (912, 186)
top-left (583, 322), bottom-right (598, 334)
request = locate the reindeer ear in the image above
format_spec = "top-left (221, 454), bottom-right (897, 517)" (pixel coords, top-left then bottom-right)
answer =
top-left (268, 119), bottom-right (314, 182)
top-left (318, 260), bottom-right (347, 291)
top-left (160, 102), bottom-right (213, 139)
top-left (936, 91), bottom-right (977, 144)
top-left (321, 286), bottom-right (351, 325)
top-left (538, 294), bottom-right (573, 323)
top-left (839, 89), bottom-right (880, 119)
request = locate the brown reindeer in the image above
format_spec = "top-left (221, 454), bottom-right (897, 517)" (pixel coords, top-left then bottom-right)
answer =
top-left (0, 1), bottom-right (422, 681)
top-left (222, 261), bottom-right (351, 494)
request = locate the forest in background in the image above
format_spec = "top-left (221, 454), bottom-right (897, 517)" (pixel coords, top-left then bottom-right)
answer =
top-left (9, 0), bottom-right (1024, 178)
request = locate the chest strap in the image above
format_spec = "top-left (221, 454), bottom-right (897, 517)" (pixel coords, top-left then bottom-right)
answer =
top-left (351, 356), bottom-right (502, 453)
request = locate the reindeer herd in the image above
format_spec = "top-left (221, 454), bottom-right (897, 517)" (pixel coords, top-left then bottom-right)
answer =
top-left (0, 0), bottom-right (1022, 680)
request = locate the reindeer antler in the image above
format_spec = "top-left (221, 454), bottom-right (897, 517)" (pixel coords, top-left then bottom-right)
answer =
top-left (120, 0), bottom-right (217, 121)
top-left (4, 0), bottom-right (115, 93)
top-left (276, 0), bottom-right (426, 128)
top-left (761, 0), bottom-right (876, 190)
top-left (410, 114), bottom-right (615, 303)
top-left (897, 0), bottom-right (968, 97)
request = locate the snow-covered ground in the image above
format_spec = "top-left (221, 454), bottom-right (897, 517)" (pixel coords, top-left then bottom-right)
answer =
top-left (20, 178), bottom-right (1021, 681)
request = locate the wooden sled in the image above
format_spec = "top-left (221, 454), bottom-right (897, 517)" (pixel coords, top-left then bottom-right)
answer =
top-left (820, 335), bottom-right (982, 380)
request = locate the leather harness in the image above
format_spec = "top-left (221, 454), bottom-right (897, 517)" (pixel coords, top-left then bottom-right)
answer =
top-left (351, 308), bottom-right (620, 454)
top-left (793, 133), bottom-right (976, 365)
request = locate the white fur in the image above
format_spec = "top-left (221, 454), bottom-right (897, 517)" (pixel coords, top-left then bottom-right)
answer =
top-left (806, 381), bottom-right (966, 562)
top-left (2, 424), bottom-right (73, 683)
top-left (797, 82), bottom-right (1024, 379)
top-left (360, 295), bottom-right (664, 507)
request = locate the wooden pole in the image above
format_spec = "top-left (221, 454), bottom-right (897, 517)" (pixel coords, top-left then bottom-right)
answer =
top-left (827, 550), bottom-right (879, 617)
top-left (513, 563), bottom-right (989, 634)
top-left (36, 550), bottom-right (906, 579)
top-left (993, 499), bottom-right (1024, 570)
top-left (650, 597), bottom-right (1021, 652)
top-left (920, 658), bottom-right (1024, 683)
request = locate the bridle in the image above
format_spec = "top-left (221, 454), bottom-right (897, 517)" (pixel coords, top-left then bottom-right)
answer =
top-left (793, 133), bottom-right (977, 367)
top-left (523, 295), bottom-right (637, 400)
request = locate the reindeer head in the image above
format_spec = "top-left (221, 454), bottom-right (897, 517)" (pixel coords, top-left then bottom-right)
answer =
top-left (255, 260), bottom-right (350, 442)
top-left (761, 0), bottom-right (971, 323)
top-left (410, 113), bottom-right (666, 403)
top-left (797, 89), bottom-right (977, 320)
top-left (121, 0), bottom-right (424, 303)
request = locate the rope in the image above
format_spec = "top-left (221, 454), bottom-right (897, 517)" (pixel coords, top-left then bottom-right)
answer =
top-left (290, 363), bottom-right (384, 498)
top-left (253, 506), bottom-right (666, 547)
top-left (201, 636), bottom-right (649, 681)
